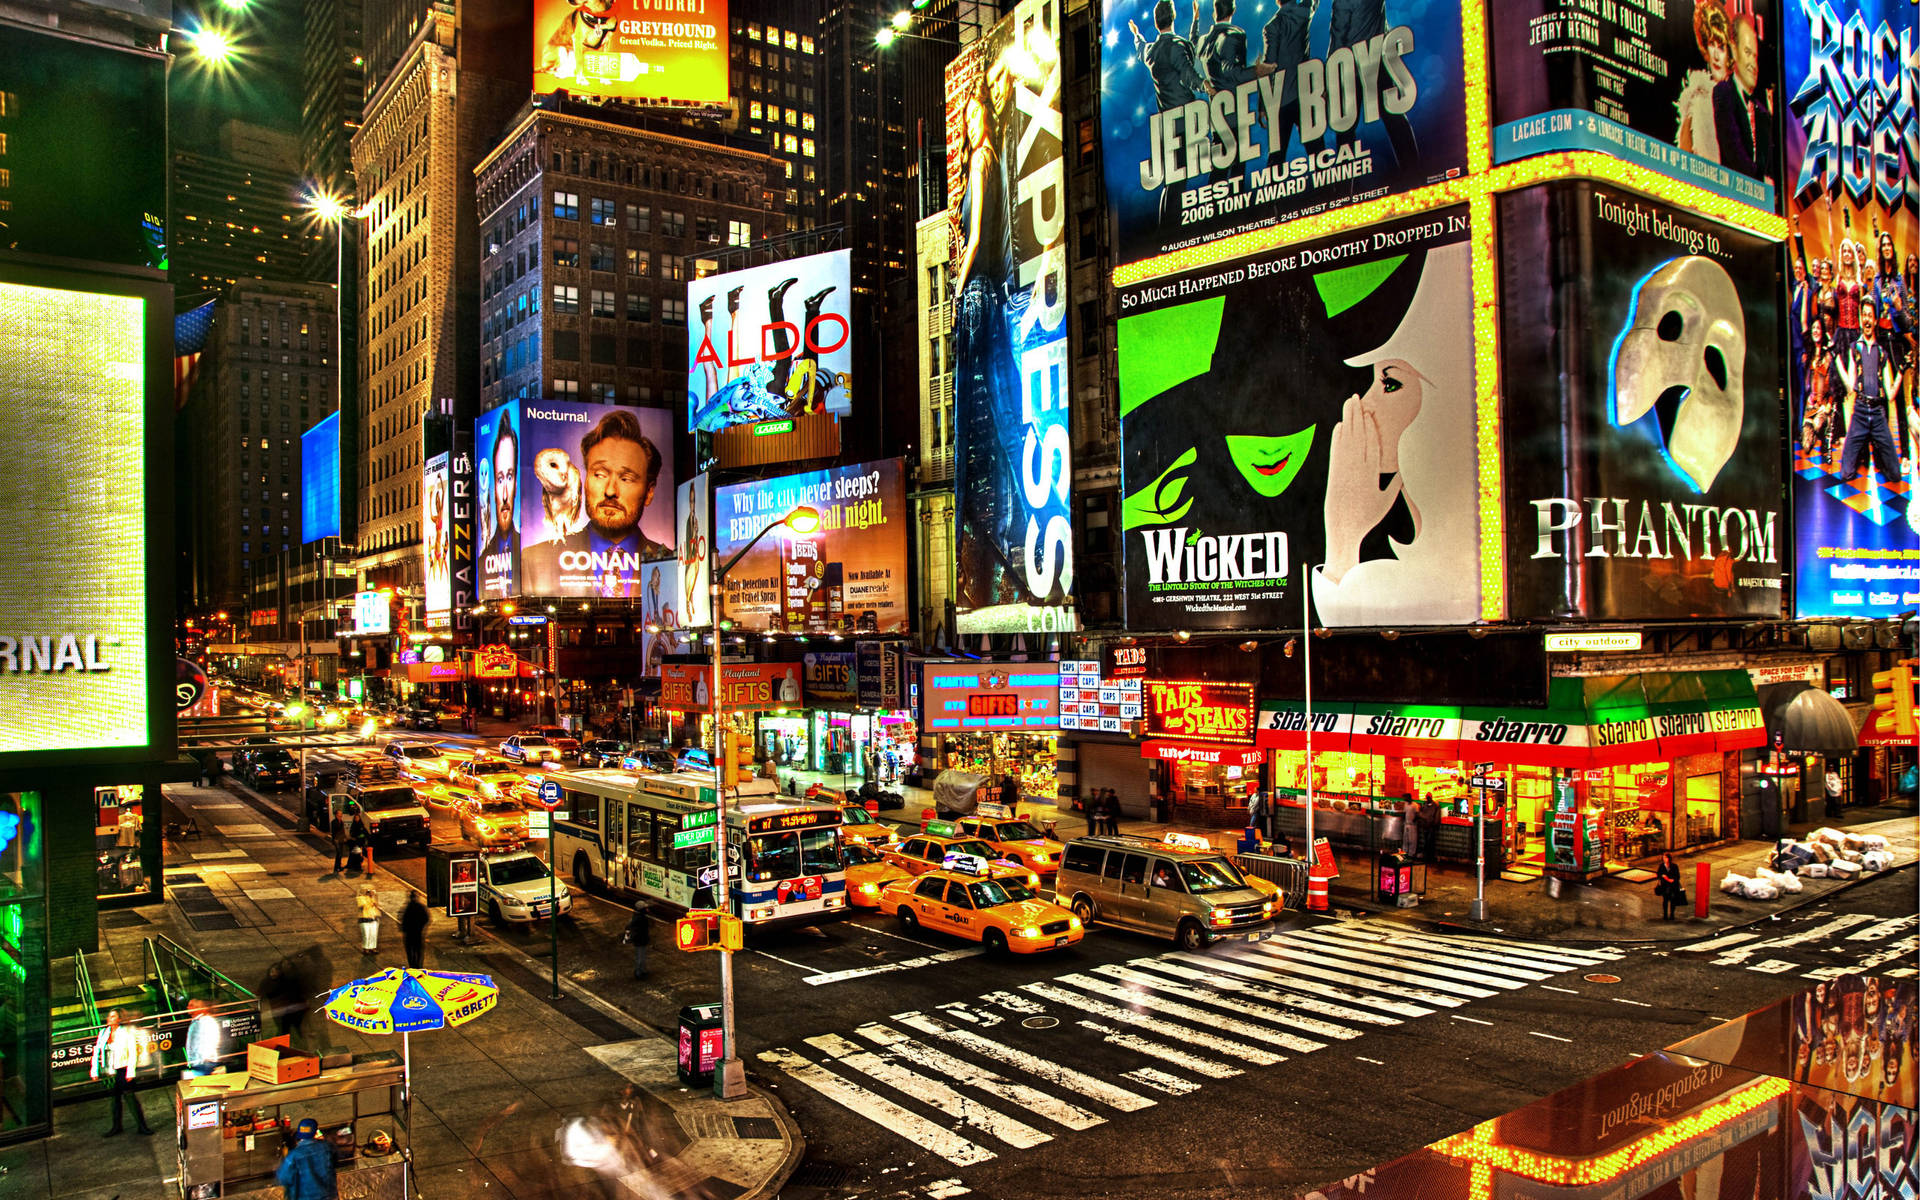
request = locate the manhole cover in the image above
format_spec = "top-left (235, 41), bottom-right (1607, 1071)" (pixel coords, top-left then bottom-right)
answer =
top-left (1584, 973), bottom-right (1622, 984)
top-left (1022, 1015), bottom-right (1059, 1030)
top-left (731, 1116), bottom-right (779, 1139)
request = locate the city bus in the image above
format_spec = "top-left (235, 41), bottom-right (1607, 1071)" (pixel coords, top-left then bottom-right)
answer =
top-left (548, 768), bottom-right (849, 928)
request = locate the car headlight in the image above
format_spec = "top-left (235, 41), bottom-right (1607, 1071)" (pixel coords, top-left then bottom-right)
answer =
top-left (1262, 901), bottom-right (1274, 915)
top-left (1027, 874), bottom-right (1040, 887)
top-left (1068, 916), bottom-right (1082, 930)
top-left (1019, 926), bottom-right (1041, 939)
top-left (1030, 853), bottom-right (1052, 865)
top-left (858, 883), bottom-right (878, 896)
top-left (1210, 910), bottom-right (1232, 925)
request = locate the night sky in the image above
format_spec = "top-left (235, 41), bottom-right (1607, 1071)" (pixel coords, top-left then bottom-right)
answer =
top-left (170, 0), bottom-right (304, 150)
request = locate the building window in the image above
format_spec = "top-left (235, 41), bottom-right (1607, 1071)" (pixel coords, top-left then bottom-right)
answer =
top-left (552, 378), bottom-right (579, 396)
top-left (661, 298), bottom-right (686, 325)
top-left (802, 113), bottom-right (815, 131)
top-left (801, 138), bottom-right (815, 158)
top-left (590, 197), bottom-right (617, 225)
top-left (589, 241), bottom-right (615, 271)
top-left (552, 284), bottom-right (579, 313)
top-left (626, 292), bottom-right (652, 321)
top-left (749, 101), bottom-right (763, 119)
top-left (662, 210), bottom-right (686, 238)
top-left (800, 35), bottom-right (813, 53)
top-left (625, 247), bottom-right (651, 276)
top-left (553, 190), bottom-right (579, 220)
top-left (553, 330), bottom-right (579, 360)
top-left (661, 254), bottom-right (686, 281)
top-left (626, 336), bottom-right (651, 365)
top-left (695, 216), bottom-right (717, 244)
top-left (727, 220), bottom-right (751, 246)
top-left (626, 203), bottom-right (651, 233)
top-left (591, 381), bottom-right (616, 402)
top-left (553, 237), bottom-right (580, 267)
top-left (590, 289), bottom-right (616, 318)
top-left (590, 333), bottom-right (615, 365)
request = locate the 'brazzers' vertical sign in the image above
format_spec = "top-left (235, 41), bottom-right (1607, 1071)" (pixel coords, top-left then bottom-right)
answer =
top-left (947, 0), bottom-right (1077, 635)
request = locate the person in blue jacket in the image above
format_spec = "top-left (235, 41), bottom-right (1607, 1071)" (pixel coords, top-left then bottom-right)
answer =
top-left (276, 1117), bottom-right (337, 1200)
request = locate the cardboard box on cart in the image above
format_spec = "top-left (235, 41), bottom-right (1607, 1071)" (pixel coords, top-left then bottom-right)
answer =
top-left (247, 1035), bottom-right (320, 1085)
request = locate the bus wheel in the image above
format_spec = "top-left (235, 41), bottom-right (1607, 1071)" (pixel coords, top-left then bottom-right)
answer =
top-left (897, 906), bottom-right (917, 928)
top-left (573, 854), bottom-right (594, 893)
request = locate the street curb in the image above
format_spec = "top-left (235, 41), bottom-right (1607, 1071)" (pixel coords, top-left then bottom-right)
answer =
top-left (1341, 858), bottom-right (1918, 946)
top-left (744, 1079), bottom-right (808, 1200)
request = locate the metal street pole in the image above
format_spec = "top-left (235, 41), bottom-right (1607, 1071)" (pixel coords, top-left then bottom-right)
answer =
top-left (549, 829), bottom-right (561, 998)
top-left (1303, 561), bottom-right (1314, 866)
top-left (710, 517), bottom-right (745, 1100)
top-left (1470, 785), bottom-right (1488, 921)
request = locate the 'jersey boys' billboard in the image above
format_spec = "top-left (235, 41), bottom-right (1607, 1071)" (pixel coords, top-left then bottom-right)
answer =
top-left (1101, 0), bottom-right (1467, 268)
top-left (946, 0), bottom-right (1076, 633)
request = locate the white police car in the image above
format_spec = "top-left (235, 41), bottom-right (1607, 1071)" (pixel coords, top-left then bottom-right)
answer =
top-left (480, 850), bottom-right (574, 924)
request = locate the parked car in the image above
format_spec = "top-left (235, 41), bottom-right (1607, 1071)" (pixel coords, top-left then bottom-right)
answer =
top-left (478, 851), bottom-right (573, 924)
top-left (404, 708), bottom-right (442, 731)
top-left (238, 748), bottom-right (300, 791)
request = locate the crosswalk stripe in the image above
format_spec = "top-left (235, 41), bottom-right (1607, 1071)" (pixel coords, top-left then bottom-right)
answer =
top-left (1307, 925), bottom-right (1560, 983)
top-left (1183, 949), bottom-right (1437, 1018)
top-left (1052, 971), bottom-right (1323, 1055)
top-left (854, 1023), bottom-right (1105, 1131)
top-left (1846, 916), bottom-right (1918, 942)
top-left (805, 1033), bottom-right (1051, 1149)
top-left (1397, 928), bottom-right (1624, 961)
top-left (1092, 963), bottom-right (1358, 1042)
top-left (1243, 938), bottom-right (1494, 1002)
top-left (891, 1011), bottom-right (1156, 1113)
top-left (1124, 957), bottom-right (1389, 1033)
top-left (757, 1047), bottom-right (997, 1166)
top-left (1276, 929), bottom-right (1513, 994)
top-left (1399, 927), bottom-right (1624, 965)
top-left (1123, 1066), bottom-right (1201, 1094)
top-left (1318, 923), bottom-right (1609, 975)
top-left (1076, 1018), bottom-right (1241, 1078)
top-left (1023, 981), bottom-right (1284, 1066)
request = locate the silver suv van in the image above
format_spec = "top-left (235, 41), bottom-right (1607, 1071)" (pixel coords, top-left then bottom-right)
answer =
top-left (1055, 834), bottom-right (1275, 950)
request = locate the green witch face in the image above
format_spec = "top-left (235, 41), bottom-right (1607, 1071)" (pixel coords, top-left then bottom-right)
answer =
top-left (1227, 427), bottom-right (1316, 498)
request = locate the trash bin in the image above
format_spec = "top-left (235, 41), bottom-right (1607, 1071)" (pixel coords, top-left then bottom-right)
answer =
top-left (1377, 853), bottom-right (1414, 903)
top-left (677, 1004), bottom-right (725, 1087)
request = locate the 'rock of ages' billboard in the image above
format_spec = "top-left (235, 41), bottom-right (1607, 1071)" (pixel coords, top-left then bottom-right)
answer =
top-left (1101, 0), bottom-right (1468, 269)
top-left (946, 0), bottom-right (1076, 633)
top-left (1119, 208), bottom-right (1480, 629)
top-left (1501, 181), bottom-right (1785, 620)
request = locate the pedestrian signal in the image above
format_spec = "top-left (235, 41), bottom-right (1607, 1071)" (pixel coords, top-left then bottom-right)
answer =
top-left (676, 910), bottom-right (721, 951)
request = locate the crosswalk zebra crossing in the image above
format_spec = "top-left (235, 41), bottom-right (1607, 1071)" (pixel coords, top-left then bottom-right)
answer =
top-left (1689, 912), bottom-right (1918, 980)
top-left (757, 920), bottom-right (1624, 1171)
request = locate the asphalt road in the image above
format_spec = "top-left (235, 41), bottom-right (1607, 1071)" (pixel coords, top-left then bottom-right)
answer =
top-left (206, 723), bottom-right (1917, 1200)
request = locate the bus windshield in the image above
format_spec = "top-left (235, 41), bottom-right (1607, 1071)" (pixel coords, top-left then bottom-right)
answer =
top-left (747, 828), bottom-right (841, 882)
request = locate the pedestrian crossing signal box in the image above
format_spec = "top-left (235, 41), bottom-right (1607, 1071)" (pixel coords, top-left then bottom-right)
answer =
top-left (675, 909), bottom-right (743, 951)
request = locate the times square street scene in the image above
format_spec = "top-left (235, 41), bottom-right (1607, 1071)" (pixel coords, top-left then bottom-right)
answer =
top-left (0, 0), bottom-right (1916, 1195)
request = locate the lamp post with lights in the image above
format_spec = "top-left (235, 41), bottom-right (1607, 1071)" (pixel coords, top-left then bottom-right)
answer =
top-left (707, 503), bottom-right (819, 1101)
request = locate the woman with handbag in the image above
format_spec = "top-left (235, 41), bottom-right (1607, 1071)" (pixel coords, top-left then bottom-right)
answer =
top-left (1655, 853), bottom-right (1684, 921)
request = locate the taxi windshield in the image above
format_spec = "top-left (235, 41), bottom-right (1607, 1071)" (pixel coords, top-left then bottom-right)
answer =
top-left (946, 840), bottom-right (996, 860)
top-left (468, 760), bottom-right (513, 774)
top-left (993, 821), bottom-right (1045, 841)
top-left (477, 800), bottom-right (520, 815)
top-left (843, 843), bottom-right (884, 866)
top-left (966, 880), bottom-right (1018, 908)
top-left (1178, 858), bottom-right (1248, 893)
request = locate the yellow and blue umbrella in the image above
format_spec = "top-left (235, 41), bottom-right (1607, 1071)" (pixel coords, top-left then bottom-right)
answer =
top-left (323, 967), bottom-right (499, 1034)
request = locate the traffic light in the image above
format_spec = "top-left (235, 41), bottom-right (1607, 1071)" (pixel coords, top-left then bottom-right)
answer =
top-left (1867, 662), bottom-right (1917, 742)
top-left (674, 909), bottom-right (743, 952)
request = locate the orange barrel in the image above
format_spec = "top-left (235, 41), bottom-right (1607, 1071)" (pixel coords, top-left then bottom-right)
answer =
top-left (1306, 875), bottom-right (1329, 912)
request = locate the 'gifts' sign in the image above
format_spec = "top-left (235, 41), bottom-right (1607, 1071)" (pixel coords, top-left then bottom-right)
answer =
top-left (1145, 681), bottom-right (1256, 743)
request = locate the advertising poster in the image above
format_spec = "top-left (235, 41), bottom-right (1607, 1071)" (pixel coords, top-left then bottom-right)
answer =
top-left (945, 0), bottom-right (1076, 634)
top-left (1790, 974), bottom-right (1917, 1109)
top-left (1058, 660), bottom-right (1144, 733)
top-left (1489, 0), bottom-right (1780, 210)
top-left (661, 661), bottom-right (803, 711)
top-left (1784, 0), bottom-right (1920, 618)
top-left (1118, 207), bottom-right (1479, 629)
top-left (516, 399), bottom-right (677, 599)
top-left (423, 453), bottom-right (451, 627)
top-left (802, 651), bottom-right (856, 704)
top-left (1792, 1085), bottom-right (1918, 1200)
top-left (687, 249), bottom-right (851, 433)
top-left (532, 0), bottom-right (728, 104)
top-left (1100, 0), bottom-right (1468, 268)
top-left (1500, 181), bottom-right (1785, 620)
top-left (475, 404), bottom-right (520, 601)
top-left (921, 662), bottom-right (1062, 733)
top-left (301, 412), bottom-right (342, 543)
top-left (713, 459), bottom-right (910, 633)
top-left (677, 473), bottom-right (713, 628)
top-left (0, 280), bottom-right (150, 756)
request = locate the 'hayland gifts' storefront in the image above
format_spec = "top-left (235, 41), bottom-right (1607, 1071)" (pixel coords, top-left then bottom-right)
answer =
top-left (1254, 671), bottom-right (1766, 877)
top-left (916, 661), bottom-right (1062, 803)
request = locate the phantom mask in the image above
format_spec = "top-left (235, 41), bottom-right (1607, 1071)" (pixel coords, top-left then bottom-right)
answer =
top-left (1610, 256), bottom-right (1745, 493)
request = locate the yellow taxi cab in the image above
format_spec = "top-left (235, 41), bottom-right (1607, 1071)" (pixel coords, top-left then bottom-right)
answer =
top-left (842, 841), bottom-right (913, 908)
top-left (453, 792), bottom-right (529, 848)
top-left (418, 778), bottom-right (473, 811)
top-left (1160, 831), bottom-right (1284, 905)
top-left (881, 822), bottom-right (1040, 888)
top-left (878, 855), bottom-right (1084, 954)
top-left (955, 803), bottom-right (1065, 880)
top-left (838, 804), bottom-right (897, 846)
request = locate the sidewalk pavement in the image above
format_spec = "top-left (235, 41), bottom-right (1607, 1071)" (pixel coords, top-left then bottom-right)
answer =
top-left (0, 782), bottom-right (801, 1200)
top-left (767, 764), bottom-right (1918, 946)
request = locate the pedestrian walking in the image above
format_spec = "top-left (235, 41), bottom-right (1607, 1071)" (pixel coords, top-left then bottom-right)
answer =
top-left (1417, 795), bottom-right (1440, 863)
top-left (182, 998), bottom-right (223, 1077)
top-left (1245, 791), bottom-right (1267, 846)
top-left (1098, 790), bottom-right (1121, 837)
top-left (1824, 770), bottom-right (1843, 820)
top-left (276, 1117), bottom-right (338, 1200)
top-left (623, 905), bottom-right (651, 979)
top-left (89, 1009), bottom-right (153, 1136)
top-left (400, 893), bottom-right (430, 970)
top-left (357, 886), bottom-right (381, 955)
top-left (329, 808), bottom-right (352, 874)
top-left (1655, 852), bottom-right (1684, 921)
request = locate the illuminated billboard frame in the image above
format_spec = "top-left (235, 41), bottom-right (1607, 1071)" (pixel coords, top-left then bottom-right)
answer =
top-left (1109, 0), bottom-right (1791, 622)
top-left (0, 261), bottom-right (173, 764)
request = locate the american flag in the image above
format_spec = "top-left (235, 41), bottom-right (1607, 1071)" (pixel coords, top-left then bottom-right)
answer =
top-left (173, 301), bottom-right (216, 411)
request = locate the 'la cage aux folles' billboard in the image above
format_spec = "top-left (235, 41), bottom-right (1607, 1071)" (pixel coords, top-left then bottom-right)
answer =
top-left (1784, 0), bottom-right (1919, 618)
top-left (687, 249), bottom-right (852, 435)
top-left (1490, 0), bottom-right (1781, 211)
top-left (1118, 208), bottom-right (1480, 630)
top-left (1100, 0), bottom-right (1468, 268)
top-left (946, 0), bottom-right (1076, 634)
top-left (533, 0), bottom-right (728, 104)
top-left (1500, 181), bottom-right (1784, 621)
top-left (713, 459), bottom-right (910, 634)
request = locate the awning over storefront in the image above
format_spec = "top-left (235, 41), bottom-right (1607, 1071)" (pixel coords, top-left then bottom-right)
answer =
top-left (1258, 670), bottom-right (1766, 769)
top-left (1141, 740), bottom-right (1265, 767)
top-left (1758, 682), bottom-right (1859, 753)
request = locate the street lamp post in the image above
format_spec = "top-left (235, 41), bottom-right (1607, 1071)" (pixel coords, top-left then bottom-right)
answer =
top-left (707, 503), bottom-right (819, 1102)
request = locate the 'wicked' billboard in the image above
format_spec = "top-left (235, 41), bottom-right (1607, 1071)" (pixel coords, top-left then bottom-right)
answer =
top-left (1100, 0), bottom-right (1468, 269)
top-left (1118, 207), bottom-right (1481, 629)
top-left (1500, 181), bottom-right (1785, 620)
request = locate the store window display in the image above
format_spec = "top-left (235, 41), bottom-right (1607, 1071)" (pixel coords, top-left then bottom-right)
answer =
top-left (96, 785), bottom-right (147, 898)
top-left (939, 732), bottom-right (1058, 803)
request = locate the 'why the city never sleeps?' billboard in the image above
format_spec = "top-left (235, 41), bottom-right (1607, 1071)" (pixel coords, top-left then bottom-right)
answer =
top-left (532, 0), bottom-right (728, 105)
top-left (1500, 181), bottom-right (1784, 621)
top-left (1491, 0), bottom-right (1782, 211)
top-left (687, 249), bottom-right (851, 435)
top-left (946, 0), bottom-right (1076, 635)
top-left (713, 459), bottom-right (910, 634)
top-left (1785, 0), bottom-right (1919, 618)
top-left (1118, 208), bottom-right (1481, 630)
top-left (1100, 0), bottom-right (1467, 268)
